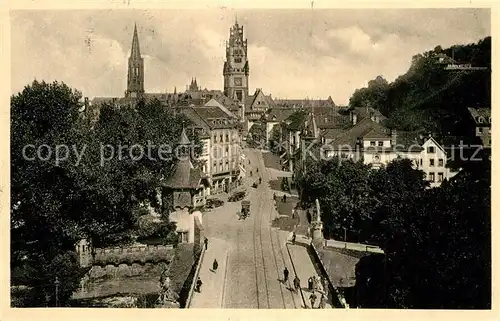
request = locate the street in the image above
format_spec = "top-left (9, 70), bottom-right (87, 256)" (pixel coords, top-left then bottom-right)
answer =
top-left (193, 148), bottom-right (303, 308)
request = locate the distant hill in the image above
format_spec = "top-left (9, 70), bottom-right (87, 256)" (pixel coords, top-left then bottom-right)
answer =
top-left (348, 37), bottom-right (491, 137)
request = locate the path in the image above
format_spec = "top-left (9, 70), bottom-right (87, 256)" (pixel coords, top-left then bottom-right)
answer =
top-left (189, 237), bottom-right (229, 308)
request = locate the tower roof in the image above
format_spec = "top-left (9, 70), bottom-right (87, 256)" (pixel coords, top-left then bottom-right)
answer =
top-left (130, 23), bottom-right (141, 58)
top-left (178, 126), bottom-right (191, 145)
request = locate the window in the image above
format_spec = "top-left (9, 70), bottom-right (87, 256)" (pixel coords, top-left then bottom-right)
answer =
top-left (427, 146), bottom-right (435, 153)
top-left (213, 162), bottom-right (217, 171)
top-left (234, 57), bottom-right (242, 63)
top-left (220, 134), bottom-right (223, 142)
top-left (236, 91), bottom-right (243, 102)
top-left (430, 159), bottom-right (435, 167)
top-left (429, 172), bottom-right (435, 182)
top-left (178, 232), bottom-right (188, 243)
top-left (370, 141), bottom-right (376, 146)
top-left (378, 141), bottom-right (383, 147)
top-left (420, 159), bottom-right (423, 166)
top-left (479, 127), bottom-right (483, 133)
top-left (226, 134), bottom-right (229, 142)
top-left (225, 147), bottom-right (229, 156)
top-left (478, 117), bottom-right (484, 124)
top-left (213, 135), bottom-right (217, 143)
top-left (438, 158), bottom-right (444, 167)
top-left (438, 172), bottom-right (444, 182)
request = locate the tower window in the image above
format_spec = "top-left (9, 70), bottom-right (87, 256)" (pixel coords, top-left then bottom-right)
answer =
top-left (235, 57), bottom-right (242, 63)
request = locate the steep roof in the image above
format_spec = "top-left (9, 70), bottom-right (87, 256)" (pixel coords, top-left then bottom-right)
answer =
top-left (163, 158), bottom-right (202, 190)
top-left (266, 108), bottom-right (296, 122)
top-left (190, 106), bottom-right (238, 129)
top-left (274, 97), bottom-right (335, 108)
top-left (178, 127), bottom-right (191, 145)
top-left (352, 107), bottom-right (386, 122)
top-left (245, 88), bottom-right (275, 110)
top-left (467, 107), bottom-right (491, 125)
top-left (328, 118), bottom-right (389, 148)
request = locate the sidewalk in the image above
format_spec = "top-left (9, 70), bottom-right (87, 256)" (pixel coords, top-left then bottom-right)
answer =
top-left (189, 237), bottom-right (229, 308)
top-left (286, 235), bottom-right (333, 309)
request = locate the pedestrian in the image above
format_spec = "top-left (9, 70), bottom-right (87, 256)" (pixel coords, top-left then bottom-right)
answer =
top-left (259, 177), bottom-right (262, 184)
top-left (319, 294), bottom-right (326, 309)
top-left (283, 267), bottom-right (289, 283)
top-left (213, 259), bottom-right (218, 272)
top-left (204, 237), bottom-right (208, 250)
top-left (196, 277), bottom-right (203, 293)
top-left (292, 232), bottom-right (296, 244)
top-left (273, 193), bottom-right (276, 201)
top-left (293, 275), bottom-right (300, 291)
top-left (309, 291), bottom-right (317, 308)
top-left (250, 170), bottom-right (253, 177)
top-left (256, 168), bottom-right (259, 173)
top-left (308, 276), bottom-right (313, 290)
top-left (283, 194), bottom-right (287, 202)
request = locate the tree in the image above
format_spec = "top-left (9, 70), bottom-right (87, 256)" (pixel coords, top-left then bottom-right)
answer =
top-left (355, 158), bottom-right (491, 308)
top-left (296, 157), bottom-right (374, 240)
top-left (11, 80), bottom-right (201, 306)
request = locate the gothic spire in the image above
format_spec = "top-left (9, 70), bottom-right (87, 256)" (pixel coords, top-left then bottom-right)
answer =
top-left (131, 23), bottom-right (141, 58)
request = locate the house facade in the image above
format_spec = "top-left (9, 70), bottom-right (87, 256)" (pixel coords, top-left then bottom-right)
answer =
top-left (175, 105), bottom-right (242, 195)
top-left (467, 107), bottom-right (491, 148)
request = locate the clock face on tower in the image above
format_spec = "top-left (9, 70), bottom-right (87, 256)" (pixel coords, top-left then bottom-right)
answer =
top-left (234, 78), bottom-right (242, 86)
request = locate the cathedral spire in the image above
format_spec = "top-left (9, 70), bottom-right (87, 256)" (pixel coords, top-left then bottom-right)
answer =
top-left (131, 23), bottom-right (141, 58)
top-left (126, 23), bottom-right (144, 98)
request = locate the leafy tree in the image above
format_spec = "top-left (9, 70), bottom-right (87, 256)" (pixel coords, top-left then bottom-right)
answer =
top-left (355, 158), bottom-right (491, 308)
top-left (296, 157), bottom-right (374, 240)
top-left (349, 37), bottom-right (491, 137)
top-left (11, 80), bottom-right (201, 306)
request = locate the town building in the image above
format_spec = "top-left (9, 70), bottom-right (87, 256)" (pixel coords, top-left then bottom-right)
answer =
top-left (277, 106), bottom-right (457, 187)
top-left (175, 105), bottom-right (242, 195)
top-left (162, 126), bottom-right (210, 243)
top-left (223, 19), bottom-right (250, 105)
top-left (467, 107), bottom-right (491, 148)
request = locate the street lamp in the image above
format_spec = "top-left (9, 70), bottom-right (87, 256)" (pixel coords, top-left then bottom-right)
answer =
top-left (343, 227), bottom-right (347, 248)
top-left (54, 277), bottom-right (60, 307)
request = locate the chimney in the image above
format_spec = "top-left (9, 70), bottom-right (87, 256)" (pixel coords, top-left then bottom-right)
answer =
top-left (391, 129), bottom-right (397, 146)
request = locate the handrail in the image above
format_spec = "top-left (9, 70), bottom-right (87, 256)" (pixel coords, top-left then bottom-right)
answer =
top-left (185, 245), bottom-right (206, 308)
top-left (310, 241), bottom-right (348, 308)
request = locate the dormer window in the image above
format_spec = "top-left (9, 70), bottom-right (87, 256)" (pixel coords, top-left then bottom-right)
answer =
top-left (478, 117), bottom-right (484, 124)
top-left (488, 117), bottom-right (491, 123)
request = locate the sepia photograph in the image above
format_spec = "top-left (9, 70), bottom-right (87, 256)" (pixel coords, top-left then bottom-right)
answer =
top-left (7, 5), bottom-right (492, 312)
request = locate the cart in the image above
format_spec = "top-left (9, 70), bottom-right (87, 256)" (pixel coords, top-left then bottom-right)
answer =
top-left (240, 200), bottom-right (251, 219)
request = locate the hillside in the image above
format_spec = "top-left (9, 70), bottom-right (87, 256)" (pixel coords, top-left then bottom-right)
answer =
top-left (349, 37), bottom-right (491, 138)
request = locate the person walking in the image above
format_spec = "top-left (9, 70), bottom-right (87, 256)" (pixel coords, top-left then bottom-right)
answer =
top-left (212, 259), bottom-right (218, 272)
top-left (204, 237), bottom-right (208, 250)
top-left (319, 294), bottom-right (326, 309)
top-left (196, 277), bottom-right (203, 293)
top-left (283, 194), bottom-right (287, 202)
top-left (292, 232), bottom-right (296, 244)
top-left (308, 276), bottom-right (313, 290)
top-left (283, 267), bottom-right (289, 283)
top-left (293, 275), bottom-right (300, 292)
top-left (309, 291), bottom-right (317, 309)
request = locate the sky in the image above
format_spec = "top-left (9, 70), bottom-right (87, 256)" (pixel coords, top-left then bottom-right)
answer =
top-left (10, 8), bottom-right (490, 105)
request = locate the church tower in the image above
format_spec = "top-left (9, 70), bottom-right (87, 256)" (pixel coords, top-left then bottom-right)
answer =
top-left (223, 17), bottom-right (249, 103)
top-left (126, 24), bottom-right (144, 98)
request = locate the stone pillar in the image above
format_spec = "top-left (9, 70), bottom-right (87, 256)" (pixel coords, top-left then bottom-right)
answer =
top-left (311, 199), bottom-right (324, 248)
top-left (75, 238), bottom-right (92, 268)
